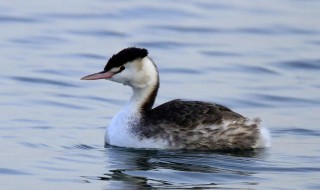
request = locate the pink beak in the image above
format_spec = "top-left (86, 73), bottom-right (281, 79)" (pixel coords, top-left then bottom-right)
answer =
top-left (81, 71), bottom-right (115, 80)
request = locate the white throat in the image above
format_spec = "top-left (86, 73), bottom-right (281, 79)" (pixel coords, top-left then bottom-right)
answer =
top-left (126, 57), bottom-right (159, 113)
top-left (128, 86), bottom-right (154, 108)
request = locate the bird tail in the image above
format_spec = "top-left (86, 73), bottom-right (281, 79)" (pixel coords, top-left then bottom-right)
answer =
top-left (219, 117), bottom-right (271, 150)
top-left (252, 118), bottom-right (271, 148)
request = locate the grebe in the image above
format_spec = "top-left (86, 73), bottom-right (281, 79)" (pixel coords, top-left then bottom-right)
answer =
top-left (81, 47), bottom-right (271, 150)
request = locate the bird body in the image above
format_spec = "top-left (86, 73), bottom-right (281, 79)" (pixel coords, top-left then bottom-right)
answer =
top-left (81, 47), bottom-right (271, 150)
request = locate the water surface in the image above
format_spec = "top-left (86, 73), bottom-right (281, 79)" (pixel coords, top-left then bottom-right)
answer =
top-left (1, 0), bottom-right (320, 189)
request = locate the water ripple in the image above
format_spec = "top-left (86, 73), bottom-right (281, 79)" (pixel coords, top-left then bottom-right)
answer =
top-left (158, 25), bottom-right (222, 34)
top-left (56, 93), bottom-right (124, 105)
top-left (14, 118), bottom-right (46, 124)
top-left (41, 178), bottom-right (89, 183)
top-left (68, 29), bottom-right (127, 37)
top-left (73, 144), bottom-right (97, 150)
top-left (34, 166), bottom-right (78, 172)
top-left (32, 100), bottom-right (88, 110)
top-left (38, 13), bottom-right (117, 20)
top-left (274, 128), bottom-right (320, 137)
top-left (95, 148), bottom-right (270, 188)
top-left (30, 126), bottom-right (53, 130)
top-left (0, 168), bottom-right (31, 175)
top-left (276, 59), bottom-right (320, 71)
top-left (254, 94), bottom-right (320, 106)
top-left (157, 25), bottom-right (319, 35)
top-left (10, 35), bottom-right (68, 46)
top-left (33, 69), bottom-right (66, 76)
top-left (57, 53), bottom-right (106, 60)
top-left (19, 142), bottom-right (50, 149)
top-left (205, 65), bottom-right (278, 75)
top-left (236, 26), bottom-right (318, 35)
top-left (121, 6), bottom-right (198, 19)
top-left (201, 51), bottom-right (243, 57)
top-left (160, 68), bottom-right (202, 74)
top-left (232, 99), bottom-right (272, 108)
top-left (196, 2), bottom-right (238, 11)
top-left (11, 76), bottom-right (78, 87)
top-left (239, 65), bottom-right (278, 75)
top-left (0, 15), bottom-right (41, 23)
top-left (134, 41), bottom-right (192, 49)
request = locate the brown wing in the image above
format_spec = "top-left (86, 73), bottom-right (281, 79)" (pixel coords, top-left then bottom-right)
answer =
top-left (145, 99), bottom-right (244, 128)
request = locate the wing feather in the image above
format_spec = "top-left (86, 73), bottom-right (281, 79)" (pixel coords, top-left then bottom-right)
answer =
top-left (145, 99), bottom-right (244, 128)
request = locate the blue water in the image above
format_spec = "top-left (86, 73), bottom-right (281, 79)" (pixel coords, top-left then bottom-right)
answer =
top-left (1, 1), bottom-right (320, 189)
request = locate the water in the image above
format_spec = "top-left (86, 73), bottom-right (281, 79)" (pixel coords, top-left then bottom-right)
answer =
top-left (1, 0), bottom-right (320, 189)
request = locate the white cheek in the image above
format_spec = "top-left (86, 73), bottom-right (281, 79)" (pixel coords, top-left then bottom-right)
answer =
top-left (134, 73), bottom-right (150, 87)
top-left (111, 71), bottom-right (130, 85)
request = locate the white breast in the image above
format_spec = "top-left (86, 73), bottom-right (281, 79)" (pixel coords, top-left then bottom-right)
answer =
top-left (105, 106), bottom-right (169, 149)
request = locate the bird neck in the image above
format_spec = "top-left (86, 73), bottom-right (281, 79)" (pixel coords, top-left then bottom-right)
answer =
top-left (129, 76), bottom-right (159, 114)
top-left (127, 60), bottom-right (159, 114)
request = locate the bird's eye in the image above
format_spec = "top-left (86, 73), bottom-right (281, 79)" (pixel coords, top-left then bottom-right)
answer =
top-left (120, 66), bottom-right (125, 72)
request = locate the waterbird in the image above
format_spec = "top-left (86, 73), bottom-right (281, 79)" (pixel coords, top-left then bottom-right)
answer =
top-left (81, 47), bottom-right (271, 150)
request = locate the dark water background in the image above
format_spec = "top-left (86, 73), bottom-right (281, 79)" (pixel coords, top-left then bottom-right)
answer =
top-left (1, 1), bottom-right (320, 189)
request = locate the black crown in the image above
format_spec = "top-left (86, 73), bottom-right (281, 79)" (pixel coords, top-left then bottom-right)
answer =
top-left (104, 47), bottom-right (148, 71)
